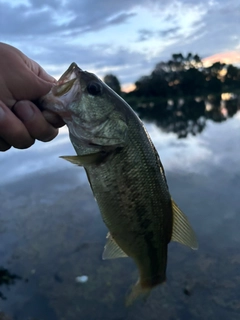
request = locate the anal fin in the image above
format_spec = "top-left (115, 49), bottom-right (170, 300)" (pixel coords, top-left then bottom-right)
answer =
top-left (171, 199), bottom-right (198, 250)
top-left (102, 232), bottom-right (128, 260)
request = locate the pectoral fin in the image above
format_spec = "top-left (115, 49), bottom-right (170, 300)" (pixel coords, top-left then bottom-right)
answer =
top-left (171, 199), bottom-right (198, 250)
top-left (102, 232), bottom-right (128, 260)
top-left (60, 153), bottom-right (105, 166)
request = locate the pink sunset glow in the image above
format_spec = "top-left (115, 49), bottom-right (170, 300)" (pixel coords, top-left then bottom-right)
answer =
top-left (203, 51), bottom-right (240, 67)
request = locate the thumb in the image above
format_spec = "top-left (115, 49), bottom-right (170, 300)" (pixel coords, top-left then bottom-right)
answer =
top-left (14, 71), bottom-right (55, 102)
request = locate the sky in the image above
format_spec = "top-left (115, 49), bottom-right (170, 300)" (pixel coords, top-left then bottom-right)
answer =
top-left (1, 0), bottom-right (240, 90)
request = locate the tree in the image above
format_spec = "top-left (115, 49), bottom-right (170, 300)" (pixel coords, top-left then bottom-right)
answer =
top-left (204, 62), bottom-right (225, 93)
top-left (129, 53), bottom-right (240, 99)
top-left (179, 68), bottom-right (205, 95)
top-left (103, 74), bottom-right (121, 95)
top-left (224, 64), bottom-right (240, 91)
top-left (135, 76), bottom-right (152, 97)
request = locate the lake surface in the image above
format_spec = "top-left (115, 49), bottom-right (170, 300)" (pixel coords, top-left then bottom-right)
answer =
top-left (1, 101), bottom-right (240, 319)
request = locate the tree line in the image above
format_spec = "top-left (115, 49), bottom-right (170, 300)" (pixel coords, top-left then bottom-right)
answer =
top-left (104, 53), bottom-right (240, 99)
top-left (103, 53), bottom-right (240, 138)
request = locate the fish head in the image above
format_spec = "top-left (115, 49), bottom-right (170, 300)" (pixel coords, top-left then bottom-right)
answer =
top-left (41, 62), bottom-right (80, 117)
top-left (41, 63), bottom-right (128, 152)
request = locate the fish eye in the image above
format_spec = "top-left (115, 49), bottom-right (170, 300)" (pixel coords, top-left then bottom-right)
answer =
top-left (87, 81), bottom-right (102, 96)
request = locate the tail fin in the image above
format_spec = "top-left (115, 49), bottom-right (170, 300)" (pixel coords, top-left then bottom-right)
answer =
top-left (126, 280), bottom-right (151, 306)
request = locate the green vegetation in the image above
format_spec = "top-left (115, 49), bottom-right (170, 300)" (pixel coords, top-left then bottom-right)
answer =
top-left (130, 53), bottom-right (240, 98)
top-left (103, 74), bottom-right (121, 95)
top-left (105, 53), bottom-right (240, 99)
top-left (104, 53), bottom-right (240, 138)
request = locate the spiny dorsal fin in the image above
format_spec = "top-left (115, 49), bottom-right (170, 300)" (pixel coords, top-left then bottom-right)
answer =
top-left (171, 199), bottom-right (198, 250)
top-left (60, 153), bottom-right (104, 166)
top-left (102, 232), bottom-right (128, 260)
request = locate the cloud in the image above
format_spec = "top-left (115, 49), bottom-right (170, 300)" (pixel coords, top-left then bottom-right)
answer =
top-left (1, 0), bottom-right (177, 39)
top-left (151, 1), bottom-right (240, 62)
top-left (29, 0), bottom-right (60, 8)
top-left (159, 27), bottom-right (179, 38)
top-left (137, 27), bottom-right (180, 42)
top-left (1, 0), bottom-right (139, 38)
top-left (1, 0), bottom-right (239, 85)
top-left (0, 2), bottom-right (60, 37)
top-left (107, 12), bottom-right (136, 25)
top-left (203, 51), bottom-right (240, 66)
top-left (137, 29), bottom-right (154, 41)
top-left (17, 39), bottom-right (149, 83)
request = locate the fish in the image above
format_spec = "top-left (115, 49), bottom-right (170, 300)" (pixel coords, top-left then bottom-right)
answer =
top-left (40, 63), bottom-right (198, 304)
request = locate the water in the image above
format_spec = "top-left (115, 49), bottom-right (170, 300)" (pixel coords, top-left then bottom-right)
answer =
top-left (0, 98), bottom-right (240, 319)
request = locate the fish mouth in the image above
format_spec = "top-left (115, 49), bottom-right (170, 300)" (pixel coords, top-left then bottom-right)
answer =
top-left (52, 62), bottom-right (81, 98)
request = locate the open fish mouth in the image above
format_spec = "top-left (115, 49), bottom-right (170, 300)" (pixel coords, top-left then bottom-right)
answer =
top-left (52, 62), bottom-right (81, 98)
top-left (40, 62), bottom-right (82, 116)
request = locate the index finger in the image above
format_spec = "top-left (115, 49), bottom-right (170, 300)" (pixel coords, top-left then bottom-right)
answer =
top-left (0, 101), bottom-right (34, 149)
top-left (29, 59), bottom-right (56, 83)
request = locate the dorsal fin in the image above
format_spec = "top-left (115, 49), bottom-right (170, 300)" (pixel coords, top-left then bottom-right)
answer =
top-left (102, 232), bottom-right (128, 260)
top-left (171, 199), bottom-right (198, 250)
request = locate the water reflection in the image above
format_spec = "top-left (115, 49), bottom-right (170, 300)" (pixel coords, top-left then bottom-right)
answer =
top-left (0, 268), bottom-right (21, 300)
top-left (133, 94), bottom-right (240, 138)
top-left (0, 102), bottom-right (240, 319)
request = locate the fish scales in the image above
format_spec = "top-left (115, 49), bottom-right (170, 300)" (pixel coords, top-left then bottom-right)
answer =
top-left (85, 111), bottom-right (172, 286)
top-left (40, 62), bottom-right (198, 303)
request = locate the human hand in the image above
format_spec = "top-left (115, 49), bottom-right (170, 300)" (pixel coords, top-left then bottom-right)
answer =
top-left (0, 42), bottom-right (65, 151)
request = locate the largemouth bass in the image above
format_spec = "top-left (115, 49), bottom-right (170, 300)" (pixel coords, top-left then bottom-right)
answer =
top-left (41, 63), bottom-right (198, 304)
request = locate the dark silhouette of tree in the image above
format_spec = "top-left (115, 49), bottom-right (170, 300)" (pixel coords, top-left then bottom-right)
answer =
top-left (103, 74), bottom-right (121, 95)
top-left (0, 267), bottom-right (22, 300)
top-left (225, 97), bottom-right (239, 118)
top-left (224, 64), bottom-right (240, 91)
top-left (179, 68), bottom-right (205, 96)
top-left (205, 95), bottom-right (226, 122)
top-left (146, 53), bottom-right (206, 97)
top-left (136, 97), bottom-right (207, 138)
top-left (104, 53), bottom-right (240, 138)
top-left (134, 76), bottom-right (152, 97)
top-left (203, 62), bottom-right (225, 93)
top-left (135, 74), bottom-right (169, 98)
top-left (129, 53), bottom-right (240, 99)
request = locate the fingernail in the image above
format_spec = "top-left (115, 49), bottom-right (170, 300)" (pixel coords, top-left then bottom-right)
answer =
top-left (14, 102), bottom-right (34, 121)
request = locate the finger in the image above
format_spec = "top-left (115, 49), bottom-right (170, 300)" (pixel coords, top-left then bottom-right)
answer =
top-left (13, 72), bottom-right (54, 102)
top-left (0, 43), bottom-right (55, 103)
top-left (0, 138), bottom-right (11, 152)
top-left (36, 63), bottom-right (57, 83)
top-left (22, 52), bottom-right (56, 83)
top-left (0, 101), bottom-right (35, 149)
top-left (42, 110), bottom-right (65, 128)
top-left (13, 100), bottom-right (59, 142)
